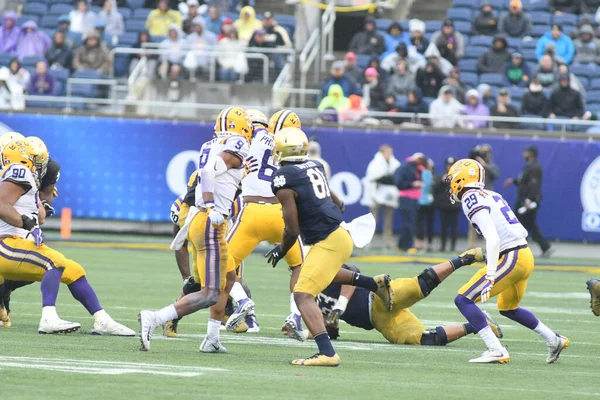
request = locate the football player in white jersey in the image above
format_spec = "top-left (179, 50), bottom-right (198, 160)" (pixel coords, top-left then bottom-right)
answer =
top-left (224, 109), bottom-right (306, 337)
top-left (448, 159), bottom-right (569, 364)
top-left (139, 106), bottom-right (252, 352)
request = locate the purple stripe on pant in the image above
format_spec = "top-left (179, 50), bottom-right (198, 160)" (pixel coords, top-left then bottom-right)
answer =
top-left (204, 217), bottom-right (212, 289)
top-left (214, 226), bottom-right (220, 290)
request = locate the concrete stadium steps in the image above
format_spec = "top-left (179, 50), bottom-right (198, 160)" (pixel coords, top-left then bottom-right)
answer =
top-left (408, 0), bottom-right (452, 22)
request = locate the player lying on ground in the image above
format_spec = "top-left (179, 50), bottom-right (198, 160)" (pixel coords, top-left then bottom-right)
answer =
top-left (587, 278), bottom-right (600, 316)
top-left (283, 253), bottom-right (503, 345)
top-left (0, 138), bottom-right (133, 335)
top-left (266, 127), bottom-right (393, 367)
top-left (448, 158), bottom-right (568, 364)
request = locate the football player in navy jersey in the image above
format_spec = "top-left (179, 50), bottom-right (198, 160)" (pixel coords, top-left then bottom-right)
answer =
top-left (267, 127), bottom-right (393, 367)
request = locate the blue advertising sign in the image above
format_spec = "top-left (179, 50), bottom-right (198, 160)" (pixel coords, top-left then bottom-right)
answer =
top-left (0, 113), bottom-right (597, 242)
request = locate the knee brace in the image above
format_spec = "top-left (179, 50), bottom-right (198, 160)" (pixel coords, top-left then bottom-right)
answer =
top-left (420, 326), bottom-right (448, 346)
top-left (417, 268), bottom-right (441, 297)
top-left (182, 276), bottom-right (201, 295)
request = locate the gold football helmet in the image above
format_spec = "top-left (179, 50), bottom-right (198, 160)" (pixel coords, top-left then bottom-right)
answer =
top-left (246, 109), bottom-right (268, 127)
top-left (268, 109), bottom-right (302, 134)
top-left (1, 140), bottom-right (36, 174)
top-left (26, 136), bottom-right (49, 178)
top-left (446, 159), bottom-right (486, 202)
top-left (273, 127), bottom-right (309, 164)
top-left (0, 132), bottom-right (25, 152)
top-left (214, 106), bottom-right (252, 143)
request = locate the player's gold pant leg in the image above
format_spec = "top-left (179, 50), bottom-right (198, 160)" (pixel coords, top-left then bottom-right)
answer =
top-left (226, 203), bottom-right (260, 274)
top-left (256, 204), bottom-right (303, 268)
top-left (389, 277), bottom-right (425, 310)
top-left (458, 247), bottom-right (535, 304)
top-left (293, 227), bottom-right (353, 297)
top-left (60, 259), bottom-right (86, 285)
top-left (188, 212), bottom-right (228, 291)
top-left (179, 203), bottom-right (199, 280)
top-left (0, 237), bottom-right (68, 281)
top-left (371, 297), bottom-right (426, 345)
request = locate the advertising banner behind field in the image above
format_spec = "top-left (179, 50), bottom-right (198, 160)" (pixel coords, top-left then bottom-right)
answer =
top-left (0, 113), bottom-right (598, 242)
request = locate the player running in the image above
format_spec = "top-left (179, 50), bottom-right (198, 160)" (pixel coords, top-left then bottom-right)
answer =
top-left (283, 253), bottom-right (504, 345)
top-left (266, 127), bottom-right (393, 367)
top-left (448, 159), bottom-right (568, 364)
top-left (139, 106), bottom-right (252, 352)
top-left (224, 109), bottom-right (305, 334)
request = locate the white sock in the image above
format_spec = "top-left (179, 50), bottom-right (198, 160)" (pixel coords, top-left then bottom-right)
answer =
top-left (206, 318), bottom-right (221, 339)
top-left (533, 321), bottom-right (557, 346)
top-left (479, 326), bottom-right (504, 351)
top-left (92, 309), bottom-right (110, 323)
top-left (41, 306), bottom-right (58, 320)
top-left (154, 304), bottom-right (178, 325)
top-left (229, 281), bottom-right (249, 304)
top-left (290, 293), bottom-right (300, 315)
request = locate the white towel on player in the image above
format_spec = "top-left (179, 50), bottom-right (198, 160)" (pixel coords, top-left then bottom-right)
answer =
top-left (340, 213), bottom-right (376, 248)
top-left (170, 206), bottom-right (200, 250)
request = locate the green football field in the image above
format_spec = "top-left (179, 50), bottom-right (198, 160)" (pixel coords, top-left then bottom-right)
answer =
top-left (1, 238), bottom-right (600, 400)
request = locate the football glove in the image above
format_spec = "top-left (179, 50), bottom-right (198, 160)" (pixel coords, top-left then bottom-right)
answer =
top-left (52, 187), bottom-right (58, 198)
top-left (205, 202), bottom-right (224, 226)
top-left (265, 244), bottom-right (285, 268)
top-left (244, 156), bottom-right (259, 176)
top-left (327, 309), bottom-right (342, 326)
top-left (480, 277), bottom-right (494, 303)
top-left (42, 201), bottom-right (55, 217)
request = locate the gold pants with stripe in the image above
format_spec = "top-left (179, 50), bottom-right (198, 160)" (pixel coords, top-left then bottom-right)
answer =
top-left (458, 247), bottom-right (534, 310)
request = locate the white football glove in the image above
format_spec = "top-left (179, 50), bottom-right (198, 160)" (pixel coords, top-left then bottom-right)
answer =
top-left (208, 208), bottom-right (225, 226)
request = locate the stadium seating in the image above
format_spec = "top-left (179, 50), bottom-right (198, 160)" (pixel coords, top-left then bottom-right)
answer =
top-left (552, 13), bottom-right (578, 27)
top-left (446, 8), bottom-right (472, 22)
top-left (531, 11), bottom-right (552, 26)
top-left (453, 21), bottom-right (471, 34)
top-left (458, 59), bottom-right (478, 73)
top-left (22, 56), bottom-right (45, 68)
top-left (118, 8), bottom-right (133, 20)
top-left (464, 46), bottom-right (488, 60)
top-left (570, 64), bottom-right (596, 79)
top-left (39, 15), bottom-right (58, 29)
top-left (425, 20), bottom-right (442, 34)
top-left (590, 78), bottom-right (600, 90)
top-left (0, 53), bottom-right (12, 66)
top-left (132, 8), bottom-right (153, 20)
top-left (48, 4), bottom-right (72, 15)
top-left (126, 20), bottom-right (147, 33)
top-left (17, 15), bottom-right (39, 26)
top-left (461, 72), bottom-right (478, 87)
top-left (479, 73), bottom-right (504, 87)
top-left (375, 18), bottom-right (394, 31)
top-left (118, 32), bottom-right (139, 47)
top-left (23, 2), bottom-right (47, 16)
top-left (487, 0), bottom-right (507, 11)
top-left (508, 86), bottom-right (525, 100)
top-left (469, 36), bottom-right (494, 47)
top-left (453, 0), bottom-right (478, 9)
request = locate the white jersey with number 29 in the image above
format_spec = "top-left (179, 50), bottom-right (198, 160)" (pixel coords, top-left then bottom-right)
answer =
top-left (241, 128), bottom-right (277, 198)
top-left (461, 189), bottom-right (528, 252)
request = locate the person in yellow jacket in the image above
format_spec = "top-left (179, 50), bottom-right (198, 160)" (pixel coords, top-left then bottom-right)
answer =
top-left (234, 6), bottom-right (262, 42)
top-left (146, 0), bottom-right (182, 37)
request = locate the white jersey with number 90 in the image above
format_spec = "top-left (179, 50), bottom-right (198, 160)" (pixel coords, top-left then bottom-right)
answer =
top-left (241, 129), bottom-right (278, 198)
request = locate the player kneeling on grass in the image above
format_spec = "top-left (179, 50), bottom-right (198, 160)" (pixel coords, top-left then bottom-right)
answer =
top-left (448, 159), bottom-right (568, 364)
top-left (0, 139), bottom-right (134, 335)
top-left (283, 252), bottom-right (504, 345)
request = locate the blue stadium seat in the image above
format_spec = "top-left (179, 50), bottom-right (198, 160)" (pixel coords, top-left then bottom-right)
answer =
top-left (552, 13), bottom-right (578, 27)
top-left (579, 77), bottom-right (590, 89)
top-left (461, 72), bottom-right (478, 86)
top-left (375, 18), bottom-right (393, 31)
top-left (509, 86), bottom-right (525, 100)
top-left (54, 80), bottom-right (65, 96)
top-left (150, 35), bottom-right (166, 42)
top-left (470, 35), bottom-right (493, 47)
top-left (530, 11), bottom-right (552, 26)
top-left (23, 2), bottom-right (48, 16)
top-left (521, 39), bottom-right (537, 49)
top-left (70, 70), bottom-right (103, 98)
top-left (39, 14), bottom-right (58, 29)
top-left (446, 8), bottom-right (472, 22)
top-left (223, 11), bottom-right (238, 21)
top-left (114, 45), bottom-right (132, 78)
top-left (520, 115), bottom-right (545, 130)
top-left (506, 37), bottom-right (522, 49)
top-left (570, 63), bottom-right (596, 79)
top-left (356, 54), bottom-right (371, 69)
top-left (127, 0), bottom-right (145, 8)
top-left (279, 22), bottom-right (295, 40)
top-left (118, 32), bottom-right (138, 46)
top-left (511, 100), bottom-right (522, 110)
top-left (531, 25), bottom-right (548, 38)
top-left (464, 46), bottom-right (488, 60)
top-left (17, 15), bottom-right (40, 26)
top-left (591, 77), bottom-right (600, 90)
top-left (51, 67), bottom-right (70, 84)
top-left (521, 48), bottom-right (537, 62)
top-left (522, 0), bottom-right (549, 11)
top-left (453, 0), bottom-right (479, 9)
top-left (90, 6), bottom-right (102, 14)
top-left (454, 21), bottom-right (471, 34)
top-left (118, 8), bottom-right (132, 20)
top-left (578, 14), bottom-right (596, 25)
top-left (422, 97), bottom-right (434, 108)
top-left (586, 91), bottom-right (600, 106)
top-left (563, 25), bottom-right (576, 36)
top-left (41, 28), bottom-right (55, 39)
top-left (133, 8), bottom-right (153, 20)
top-left (48, 4), bottom-right (72, 15)
top-left (425, 20), bottom-right (442, 34)
top-left (22, 55), bottom-right (45, 68)
top-left (395, 95), bottom-right (408, 109)
top-left (0, 53), bottom-right (12, 67)
top-left (487, 0), bottom-right (507, 11)
top-left (479, 73), bottom-right (504, 87)
top-left (126, 19), bottom-right (147, 33)
top-left (274, 15), bottom-right (296, 27)
top-left (458, 58), bottom-right (478, 72)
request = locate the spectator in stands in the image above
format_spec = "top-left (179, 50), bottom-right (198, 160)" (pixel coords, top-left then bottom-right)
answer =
top-left (402, 87), bottom-right (428, 117)
top-left (46, 31), bottom-right (73, 70)
top-left (159, 24), bottom-right (185, 81)
top-left (348, 16), bottom-right (385, 56)
top-left (217, 27), bottom-right (247, 81)
top-left (521, 78), bottom-right (550, 116)
top-left (383, 22), bottom-right (410, 58)
top-left (490, 87), bottom-right (520, 129)
top-left (362, 67), bottom-right (386, 111)
top-left (344, 52), bottom-right (362, 87)
top-left (442, 67), bottom-right (466, 102)
top-left (433, 156), bottom-right (461, 252)
top-left (555, 64), bottom-right (587, 100)
top-left (58, 15), bottom-right (71, 33)
top-left (549, 74), bottom-right (584, 119)
top-left (321, 60), bottom-right (359, 98)
top-left (8, 58), bottom-right (30, 89)
top-left (98, 0), bottom-right (124, 37)
top-left (205, 6), bottom-right (224, 37)
top-left (339, 94), bottom-right (368, 123)
top-left (70, 0), bottom-right (97, 35)
top-left (583, 0), bottom-right (600, 13)
top-left (247, 29), bottom-right (282, 81)
top-left (185, 17), bottom-right (217, 76)
top-left (0, 12), bottom-right (20, 54)
top-left (431, 19), bottom-right (465, 66)
top-left (380, 94), bottom-right (405, 124)
top-left (182, 0), bottom-right (200, 34)
top-left (574, 25), bottom-right (600, 64)
top-left (463, 89), bottom-right (489, 129)
top-left (498, 0), bottom-right (532, 38)
top-left (318, 83), bottom-right (350, 112)
top-left (472, 3), bottom-right (498, 36)
top-left (368, 57), bottom-right (389, 84)
top-left (93, 20), bottom-right (112, 46)
top-left (233, 5), bottom-right (262, 43)
top-left (129, 31), bottom-right (158, 79)
top-left (15, 21), bottom-right (50, 61)
top-left (503, 52), bottom-right (531, 87)
top-left (415, 158), bottom-right (435, 252)
top-left (73, 30), bottom-right (112, 75)
top-left (381, 42), bottom-right (425, 75)
top-left (262, 12), bottom-right (292, 49)
top-left (549, 0), bottom-right (580, 15)
top-left (0, 67), bottom-right (23, 109)
top-left (258, 18), bottom-right (285, 49)
top-left (429, 86), bottom-right (465, 128)
top-left (477, 34), bottom-right (511, 74)
top-left (28, 61), bottom-right (55, 95)
top-left (146, 0), bottom-right (182, 37)
top-left (416, 60), bottom-right (445, 98)
top-left (477, 83), bottom-right (495, 108)
top-left (423, 42), bottom-right (453, 75)
top-left (533, 54), bottom-right (558, 87)
top-left (409, 19), bottom-right (429, 55)
top-left (388, 59), bottom-right (415, 98)
top-left (218, 18), bottom-right (234, 41)
top-left (536, 24), bottom-right (575, 65)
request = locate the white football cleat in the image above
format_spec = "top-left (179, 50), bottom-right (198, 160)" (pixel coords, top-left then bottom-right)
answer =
top-left (200, 336), bottom-right (227, 353)
top-left (225, 298), bottom-right (255, 331)
top-left (38, 317), bottom-right (81, 334)
top-left (469, 348), bottom-right (510, 364)
top-left (547, 334), bottom-right (570, 364)
top-left (245, 314), bottom-right (260, 333)
top-left (92, 318), bottom-right (135, 336)
top-left (284, 313), bottom-right (305, 342)
top-left (138, 310), bottom-right (158, 351)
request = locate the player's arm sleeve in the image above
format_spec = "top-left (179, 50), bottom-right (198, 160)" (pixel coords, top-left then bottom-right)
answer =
top-left (200, 156), bottom-right (228, 194)
top-left (222, 137), bottom-right (250, 163)
top-left (470, 210), bottom-right (500, 279)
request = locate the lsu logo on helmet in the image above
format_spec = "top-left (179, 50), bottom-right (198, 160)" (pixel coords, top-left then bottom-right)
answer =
top-left (0, 132), bottom-right (25, 153)
top-left (215, 106), bottom-right (253, 143)
top-left (446, 159), bottom-right (486, 202)
top-left (268, 109), bottom-right (301, 135)
top-left (1, 140), bottom-right (36, 174)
